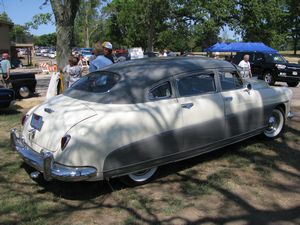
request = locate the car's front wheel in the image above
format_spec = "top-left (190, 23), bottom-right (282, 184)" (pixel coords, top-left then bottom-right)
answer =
top-left (263, 108), bottom-right (285, 139)
top-left (263, 72), bottom-right (275, 85)
top-left (287, 82), bottom-right (299, 87)
top-left (120, 167), bottom-right (157, 186)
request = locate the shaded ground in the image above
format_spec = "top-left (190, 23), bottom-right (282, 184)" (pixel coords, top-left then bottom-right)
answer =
top-left (0, 80), bottom-right (299, 225)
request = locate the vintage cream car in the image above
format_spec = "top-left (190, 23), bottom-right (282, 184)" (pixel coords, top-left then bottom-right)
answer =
top-left (11, 57), bottom-right (293, 185)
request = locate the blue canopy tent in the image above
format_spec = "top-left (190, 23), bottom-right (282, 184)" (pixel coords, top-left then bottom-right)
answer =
top-left (205, 42), bottom-right (277, 53)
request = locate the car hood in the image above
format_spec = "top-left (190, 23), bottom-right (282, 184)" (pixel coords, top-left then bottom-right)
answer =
top-left (22, 95), bottom-right (97, 152)
top-left (244, 78), bottom-right (269, 90)
top-left (286, 63), bottom-right (300, 69)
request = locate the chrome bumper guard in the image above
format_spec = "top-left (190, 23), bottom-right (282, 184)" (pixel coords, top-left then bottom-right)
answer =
top-left (10, 129), bottom-right (97, 182)
top-left (287, 111), bottom-right (294, 119)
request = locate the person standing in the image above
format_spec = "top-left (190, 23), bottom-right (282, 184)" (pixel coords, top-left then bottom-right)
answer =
top-left (63, 56), bottom-right (82, 88)
top-left (89, 42), bottom-right (113, 73)
top-left (102, 41), bottom-right (115, 63)
top-left (238, 54), bottom-right (252, 78)
top-left (0, 53), bottom-right (11, 88)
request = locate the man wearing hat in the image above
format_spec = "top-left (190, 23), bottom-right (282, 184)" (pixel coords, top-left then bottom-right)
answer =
top-left (0, 53), bottom-right (11, 87)
top-left (102, 41), bottom-right (115, 63)
top-left (89, 42), bottom-right (113, 73)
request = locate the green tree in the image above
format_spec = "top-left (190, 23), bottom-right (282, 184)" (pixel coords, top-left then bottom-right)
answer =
top-left (74, 0), bottom-right (103, 47)
top-left (104, 0), bottom-right (170, 51)
top-left (11, 25), bottom-right (33, 43)
top-left (0, 12), bottom-right (12, 22)
top-left (34, 33), bottom-right (57, 46)
top-left (286, 0), bottom-right (300, 54)
top-left (232, 0), bottom-right (288, 50)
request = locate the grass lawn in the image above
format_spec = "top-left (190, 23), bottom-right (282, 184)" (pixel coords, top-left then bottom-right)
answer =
top-left (0, 105), bottom-right (299, 225)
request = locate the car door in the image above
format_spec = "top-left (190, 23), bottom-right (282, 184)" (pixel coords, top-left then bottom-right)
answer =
top-left (142, 80), bottom-right (184, 156)
top-left (218, 71), bottom-right (264, 138)
top-left (175, 72), bottom-right (226, 151)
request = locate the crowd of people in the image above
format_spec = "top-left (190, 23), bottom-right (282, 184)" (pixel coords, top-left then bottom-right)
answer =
top-left (63, 41), bottom-right (114, 88)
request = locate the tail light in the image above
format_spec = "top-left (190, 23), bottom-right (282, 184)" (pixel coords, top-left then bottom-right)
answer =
top-left (61, 135), bottom-right (71, 151)
top-left (21, 115), bottom-right (29, 126)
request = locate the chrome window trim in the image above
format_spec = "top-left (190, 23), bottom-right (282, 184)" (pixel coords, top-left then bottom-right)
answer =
top-left (174, 71), bottom-right (217, 98)
top-left (146, 79), bottom-right (174, 101)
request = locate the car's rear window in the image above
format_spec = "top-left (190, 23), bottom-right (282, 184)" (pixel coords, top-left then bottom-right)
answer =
top-left (71, 71), bottom-right (120, 93)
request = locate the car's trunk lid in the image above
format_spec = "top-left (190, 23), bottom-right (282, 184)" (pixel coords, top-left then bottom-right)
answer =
top-left (22, 95), bottom-right (97, 152)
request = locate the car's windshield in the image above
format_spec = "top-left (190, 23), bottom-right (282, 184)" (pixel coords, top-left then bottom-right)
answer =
top-left (265, 53), bottom-right (287, 63)
top-left (69, 71), bottom-right (120, 93)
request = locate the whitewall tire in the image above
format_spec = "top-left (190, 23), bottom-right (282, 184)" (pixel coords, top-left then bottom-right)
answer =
top-left (263, 108), bottom-right (285, 139)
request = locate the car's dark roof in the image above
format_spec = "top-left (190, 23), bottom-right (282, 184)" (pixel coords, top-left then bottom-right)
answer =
top-left (66, 57), bottom-right (237, 104)
top-left (103, 56), bottom-right (235, 82)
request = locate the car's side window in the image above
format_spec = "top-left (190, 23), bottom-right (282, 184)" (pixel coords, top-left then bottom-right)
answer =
top-left (149, 82), bottom-right (172, 100)
top-left (219, 72), bottom-right (243, 91)
top-left (177, 74), bottom-right (215, 97)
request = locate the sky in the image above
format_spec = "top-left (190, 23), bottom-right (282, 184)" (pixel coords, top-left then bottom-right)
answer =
top-left (0, 0), bottom-right (56, 35)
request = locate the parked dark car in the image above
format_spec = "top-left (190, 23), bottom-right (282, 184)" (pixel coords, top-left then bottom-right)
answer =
top-left (233, 52), bottom-right (300, 87)
top-left (0, 88), bottom-right (15, 108)
top-left (9, 72), bottom-right (37, 98)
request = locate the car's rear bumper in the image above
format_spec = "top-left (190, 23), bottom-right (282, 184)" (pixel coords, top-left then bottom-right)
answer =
top-left (10, 128), bottom-right (97, 182)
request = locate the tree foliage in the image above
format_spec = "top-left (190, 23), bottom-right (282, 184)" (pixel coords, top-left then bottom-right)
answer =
top-left (34, 33), bottom-right (56, 46)
top-left (0, 12), bottom-right (12, 22)
top-left (74, 0), bottom-right (104, 47)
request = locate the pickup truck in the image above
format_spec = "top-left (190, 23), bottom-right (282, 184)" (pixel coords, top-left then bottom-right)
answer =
top-left (233, 52), bottom-right (300, 87)
top-left (8, 72), bottom-right (37, 98)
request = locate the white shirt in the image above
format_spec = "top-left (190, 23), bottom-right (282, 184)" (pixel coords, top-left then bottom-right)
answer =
top-left (238, 60), bottom-right (251, 78)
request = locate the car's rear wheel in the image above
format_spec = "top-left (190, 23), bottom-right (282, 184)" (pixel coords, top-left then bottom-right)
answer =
top-left (263, 72), bottom-right (275, 85)
top-left (287, 82), bottom-right (299, 87)
top-left (19, 86), bottom-right (31, 98)
top-left (263, 108), bottom-right (285, 139)
top-left (120, 167), bottom-right (157, 186)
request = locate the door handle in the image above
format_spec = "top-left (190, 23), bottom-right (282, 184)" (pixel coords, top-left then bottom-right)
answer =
top-left (224, 97), bottom-right (233, 102)
top-left (181, 103), bottom-right (194, 109)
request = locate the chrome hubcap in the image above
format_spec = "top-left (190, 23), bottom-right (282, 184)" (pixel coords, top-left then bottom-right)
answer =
top-left (19, 86), bottom-right (30, 98)
top-left (264, 109), bottom-right (283, 138)
top-left (266, 116), bottom-right (277, 133)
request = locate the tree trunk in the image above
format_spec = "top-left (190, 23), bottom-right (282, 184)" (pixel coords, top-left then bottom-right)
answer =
top-left (146, 1), bottom-right (154, 52)
top-left (293, 34), bottom-right (297, 55)
top-left (56, 23), bottom-right (73, 69)
top-left (50, 0), bottom-right (80, 70)
top-left (84, 2), bottom-right (90, 48)
top-left (147, 25), bottom-right (154, 52)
